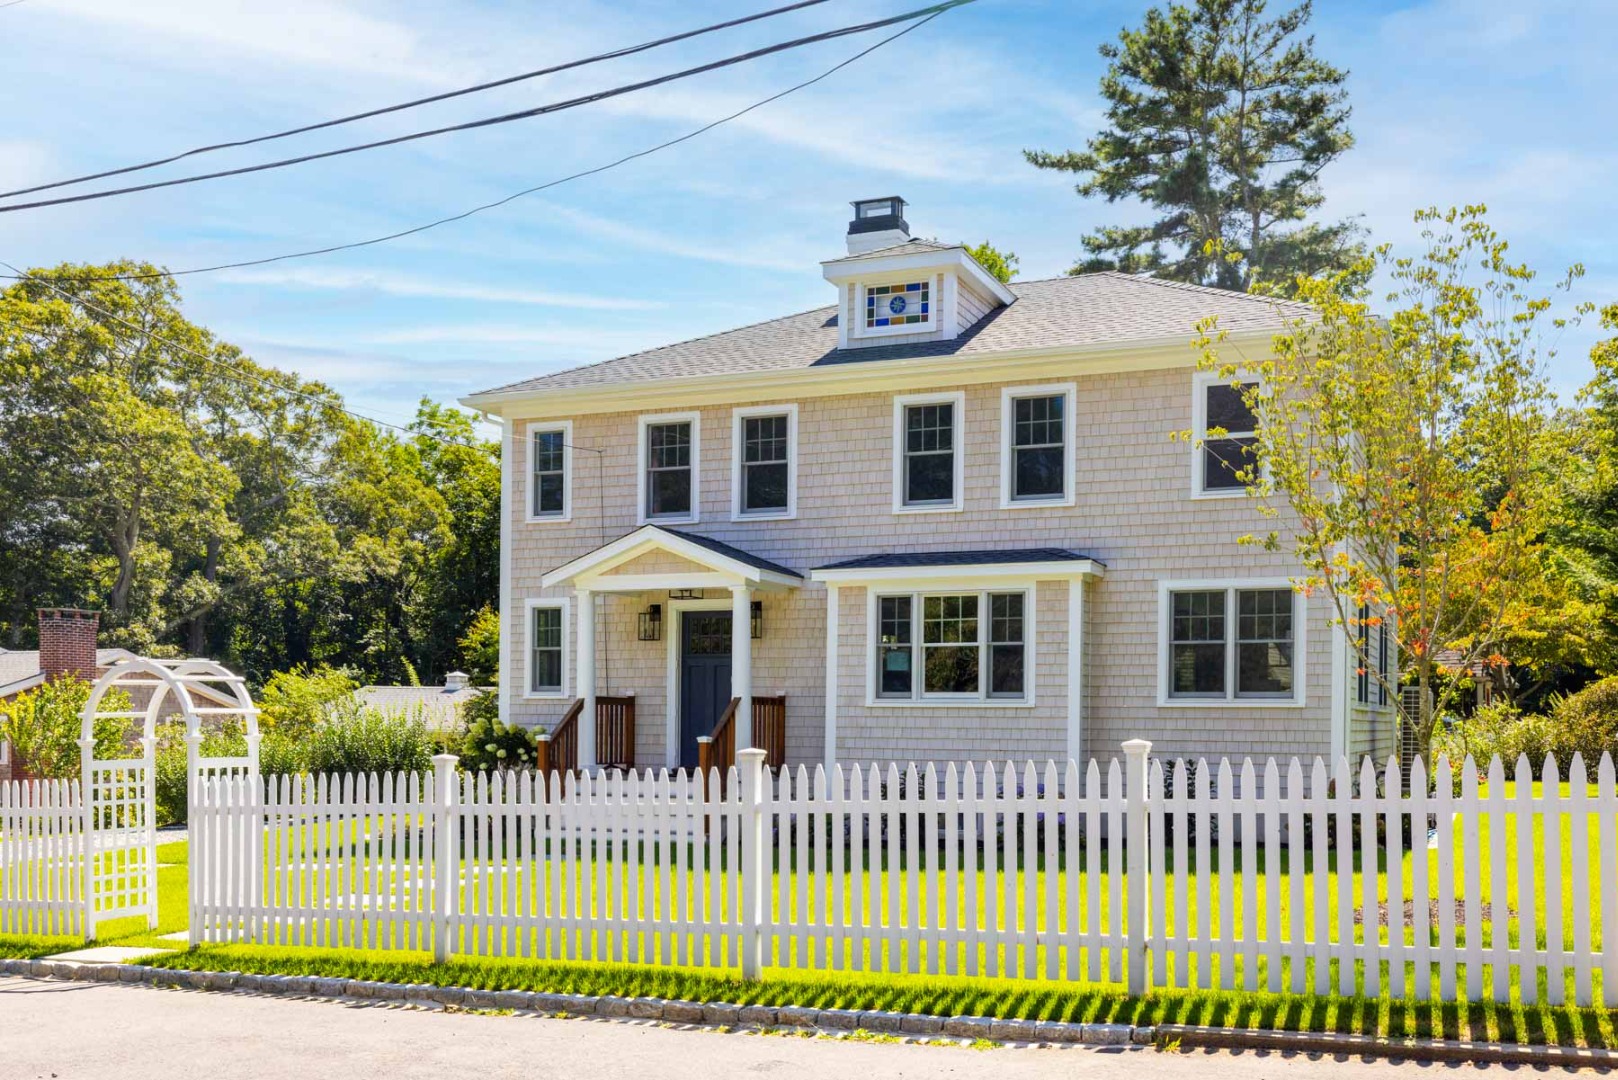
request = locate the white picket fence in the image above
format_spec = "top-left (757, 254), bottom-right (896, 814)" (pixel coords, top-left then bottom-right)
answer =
top-left (0, 779), bottom-right (89, 937)
top-left (180, 744), bottom-right (1616, 1006)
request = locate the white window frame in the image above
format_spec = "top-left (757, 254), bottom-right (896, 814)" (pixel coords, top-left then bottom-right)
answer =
top-left (523, 597), bottom-right (571, 700)
top-left (637, 411), bottom-right (701, 525)
top-left (1191, 371), bottom-right (1265, 499)
top-left (999, 383), bottom-right (1076, 509)
top-left (525, 420), bottom-right (573, 524)
top-left (891, 390), bottom-right (965, 514)
top-left (1156, 578), bottom-right (1306, 707)
top-left (856, 276), bottom-right (939, 339)
top-left (730, 403), bottom-right (798, 521)
top-left (864, 585), bottom-right (1037, 707)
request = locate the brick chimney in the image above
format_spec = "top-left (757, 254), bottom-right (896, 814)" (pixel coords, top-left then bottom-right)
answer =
top-left (38, 608), bottom-right (100, 683)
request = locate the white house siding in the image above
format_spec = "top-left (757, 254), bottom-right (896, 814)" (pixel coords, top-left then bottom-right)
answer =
top-left (506, 364), bottom-right (1341, 769)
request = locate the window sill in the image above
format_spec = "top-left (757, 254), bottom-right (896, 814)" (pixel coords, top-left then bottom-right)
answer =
top-left (865, 698), bottom-right (1036, 710)
top-left (640, 514), bottom-right (700, 526)
top-left (731, 510), bottom-right (795, 523)
top-left (1189, 489), bottom-right (1251, 501)
top-left (892, 503), bottom-right (964, 515)
top-left (521, 691), bottom-right (571, 702)
top-left (1156, 697), bottom-right (1305, 709)
top-left (999, 495), bottom-right (1074, 510)
top-left (524, 514), bottom-right (573, 525)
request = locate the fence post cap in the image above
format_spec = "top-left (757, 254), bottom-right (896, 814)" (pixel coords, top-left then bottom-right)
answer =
top-left (736, 748), bottom-right (767, 764)
top-left (431, 753), bottom-right (460, 770)
top-left (1121, 739), bottom-right (1152, 756)
top-left (696, 736), bottom-right (713, 745)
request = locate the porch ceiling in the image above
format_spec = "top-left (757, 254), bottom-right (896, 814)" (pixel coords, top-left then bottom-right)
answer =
top-left (541, 524), bottom-right (803, 593)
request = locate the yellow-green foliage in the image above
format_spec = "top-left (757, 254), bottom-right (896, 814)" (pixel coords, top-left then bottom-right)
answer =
top-left (256, 664), bottom-right (358, 736)
top-left (0, 676), bottom-right (130, 778)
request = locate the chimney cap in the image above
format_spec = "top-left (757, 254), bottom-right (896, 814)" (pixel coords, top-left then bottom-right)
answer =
top-left (38, 608), bottom-right (100, 621)
top-left (848, 196), bottom-right (908, 238)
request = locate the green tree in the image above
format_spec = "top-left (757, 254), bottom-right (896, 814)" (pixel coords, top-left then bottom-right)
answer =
top-left (964, 241), bottom-right (1019, 284)
top-left (1026, 0), bottom-right (1361, 291)
top-left (458, 605), bottom-right (501, 686)
top-left (0, 676), bottom-right (130, 778)
top-left (1195, 206), bottom-right (1581, 750)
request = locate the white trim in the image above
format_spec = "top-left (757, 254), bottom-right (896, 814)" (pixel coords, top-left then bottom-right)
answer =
top-left (663, 596), bottom-right (735, 770)
top-left (1190, 370), bottom-right (1264, 500)
top-left (730, 403), bottom-right (798, 521)
top-left (821, 245), bottom-right (1017, 307)
top-left (522, 597), bottom-right (572, 700)
top-left (637, 410), bottom-right (701, 526)
top-left (498, 417), bottom-right (514, 723)
top-left (812, 561), bottom-right (1102, 587)
top-left (524, 419), bottom-right (573, 524)
top-left (1155, 578), bottom-right (1307, 708)
top-left (891, 390), bottom-right (966, 514)
top-left (863, 584), bottom-right (1037, 708)
top-left (823, 584), bottom-right (838, 771)
top-left (543, 524), bottom-right (802, 591)
top-left (1066, 576), bottom-right (1084, 763)
top-left (854, 276), bottom-right (939, 340)
top-left (0, 672), bottom-right (46, 699)
top-left (999, 382), bottom-right (1077, 509)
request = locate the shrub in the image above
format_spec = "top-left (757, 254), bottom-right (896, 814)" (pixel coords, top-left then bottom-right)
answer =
top-left (0, 676), bottom-right (131, 778)
top-left (1432, 679), bottom-right (1618, 782)
top-left (153, 719), bottom-right (250, 826)
top-left (302, 700), bottom-right (435, 777)
top-left (458, 706), bottom-right (538, 773)
top-left (257, 665), bottom-right (358, 737)
top-left (1543, 677), bottom-right (1618, 765)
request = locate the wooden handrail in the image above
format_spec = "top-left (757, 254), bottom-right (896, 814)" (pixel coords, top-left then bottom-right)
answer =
top-left (595, 694), bottom-right (636, 771)
top-left (696, 695), bottom-right (787, 778)
top-left (537, 698), bottom-right (582, 778)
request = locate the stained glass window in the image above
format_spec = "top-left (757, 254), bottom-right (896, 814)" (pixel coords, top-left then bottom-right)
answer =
top-left (865, 280), bottom-right (931, 329)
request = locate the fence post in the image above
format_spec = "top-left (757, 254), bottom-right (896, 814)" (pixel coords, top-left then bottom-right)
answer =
top-left (432, 754), bottom-right (459, 964)
top-left (77, 736), bottom-right (95, 942)
top-left (1123, 739), bottom-right (1152, 996)
top-left (737, 747), bottom-right (767, 979)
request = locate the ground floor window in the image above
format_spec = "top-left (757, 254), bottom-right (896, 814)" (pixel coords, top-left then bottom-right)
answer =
top-left (875, 589), bottom-right (1028, 702)
top-left (1165, 583), bottom-right (1298, 702)
top-left (527, 601), bottom-right (568, 696)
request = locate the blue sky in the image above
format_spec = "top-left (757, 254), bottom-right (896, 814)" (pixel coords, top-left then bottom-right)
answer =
top-left (2, 0), bottom-right (1614, 425)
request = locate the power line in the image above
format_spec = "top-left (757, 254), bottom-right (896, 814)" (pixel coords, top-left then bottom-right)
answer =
top-left (0, 0), bottom-right (833, 200)
top-left (0, 1), bottom-right (972, 215)
top-left (3, 7), bottom-right (948, 285)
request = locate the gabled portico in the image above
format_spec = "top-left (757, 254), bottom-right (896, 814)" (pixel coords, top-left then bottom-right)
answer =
top-left (540, 524), bottom-right (802, 769)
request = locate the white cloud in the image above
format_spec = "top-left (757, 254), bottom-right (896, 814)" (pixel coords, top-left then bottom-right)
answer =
top-left (538, 201), bottom-right (811, 272)
top-left (215, 266), bottom-right (666, 310)
top-left (359, 324), bottom-right (666, 351)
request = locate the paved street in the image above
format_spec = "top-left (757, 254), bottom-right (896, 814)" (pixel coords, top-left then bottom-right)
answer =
top-left (3, 975), bottom-right (1498, 1080)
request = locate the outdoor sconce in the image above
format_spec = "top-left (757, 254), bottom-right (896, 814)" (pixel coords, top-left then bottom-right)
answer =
top-left (668, 589), bottom-right (701, 600)
top-left (638, 604), bottom-right (663, 641)
top-left (751, 600), bottom-right (763, 640)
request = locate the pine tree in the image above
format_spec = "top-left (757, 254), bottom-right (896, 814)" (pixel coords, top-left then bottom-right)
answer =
top-left (1026, 0), bottom-right (1362, 292)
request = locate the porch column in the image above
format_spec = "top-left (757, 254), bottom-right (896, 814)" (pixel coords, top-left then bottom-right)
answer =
top-left (731, 584), bottom-right (753, 751)
top-left (823, 584), bottom-right (838, 771)
top-left (1066, 577), bottom-right (1085, 764)
top-left (577, 588), bottom-right (597, 770)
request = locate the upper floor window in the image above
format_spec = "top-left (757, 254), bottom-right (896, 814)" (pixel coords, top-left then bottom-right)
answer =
top-left (638, 412), bottom-right (700, 524)
top-left (1001, 384), bottom-right (1075, 507)
top-left (892, 392), bottom-right (964, 513)
top-left (1193, 373), bottom-right (1260, 497)
top-left (875, 589), bottom-right (1029, 703)
top-left (529, 422), bottom-right (571, 522)
top-left (731, 404), bottom-right (797, 520)
top-left (1161, 581), bottom-right (1302, 705)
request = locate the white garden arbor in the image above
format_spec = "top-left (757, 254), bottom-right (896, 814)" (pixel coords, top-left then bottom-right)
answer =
top-left (79, 657), bottom-right (259, 937)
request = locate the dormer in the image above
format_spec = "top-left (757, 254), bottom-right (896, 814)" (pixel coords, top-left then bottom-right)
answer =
top-left (822, 196), bottom-right (1016, 351)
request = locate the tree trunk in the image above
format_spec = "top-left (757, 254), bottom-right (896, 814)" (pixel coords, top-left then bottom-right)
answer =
top-left (107, 496), bottom-right (142, 615)
top-left (186, 537), bottom-right (221, 655)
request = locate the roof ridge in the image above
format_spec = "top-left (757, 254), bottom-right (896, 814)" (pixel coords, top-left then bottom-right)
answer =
top-left (1092, 270), bottom-right (1315, 312)
top-left (473, 301), bottom-right (839, 397)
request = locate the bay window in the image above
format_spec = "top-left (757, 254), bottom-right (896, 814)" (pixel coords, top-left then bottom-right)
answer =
top-left (875, 589), bottom-right (1029, 702)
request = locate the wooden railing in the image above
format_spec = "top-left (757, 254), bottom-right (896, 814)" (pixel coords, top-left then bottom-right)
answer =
top-left (697, 695), bottom-right (786, 777)
top-left (536, 698), bottom-right (582, 777)
top-left (594, 695), bottom-right (636, 771)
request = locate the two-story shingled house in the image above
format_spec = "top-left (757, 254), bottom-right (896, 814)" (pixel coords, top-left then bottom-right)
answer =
top-left (462, 197), bottom-right (1396, 775)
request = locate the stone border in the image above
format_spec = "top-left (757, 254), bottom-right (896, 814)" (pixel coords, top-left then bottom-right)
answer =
top-left (1158, 1024), bottom-right (1618, 1070)
top-left (0, 957), bottom-right (1152, 1047)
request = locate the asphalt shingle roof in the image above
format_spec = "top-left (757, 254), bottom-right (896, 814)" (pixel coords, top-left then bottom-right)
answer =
top-left (355, 685), bottom-right (491, 731)
top-left (475, 271), bottom-right (1311, 398)
top-left (816, 549), bottom-right (1104, 572)
top-left (660, 527), bottom-right (803, 579)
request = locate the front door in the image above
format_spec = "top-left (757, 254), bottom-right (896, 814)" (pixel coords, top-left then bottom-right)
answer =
top-left (679, 611), bottom-right (733, 769)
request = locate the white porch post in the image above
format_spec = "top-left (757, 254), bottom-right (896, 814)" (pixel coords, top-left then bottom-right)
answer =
top-left (731, 584), bottom-right (753, 751)
top-left (577, 588), bottom-right (597, 770)
top-left (1066, 576), bottom-right (1085, 764)
top-left (823, 584), bottom-right (838, 771)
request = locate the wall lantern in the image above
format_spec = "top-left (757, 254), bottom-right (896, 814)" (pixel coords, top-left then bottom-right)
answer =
top-left (668, 589), bottom-right (702, 601)
top-left (751, 600), bottom-right (764, 640)
top-left (637, 604), bottom-right (663, 641)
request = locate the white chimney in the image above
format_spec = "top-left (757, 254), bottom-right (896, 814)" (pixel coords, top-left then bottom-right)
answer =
top-left (444, 670), bottom-right (469, 690)
top-left (846, 196), bottom-right (909, 255)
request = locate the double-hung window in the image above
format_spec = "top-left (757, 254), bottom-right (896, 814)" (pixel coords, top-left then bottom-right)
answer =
top-left (1377, 622), bottom-right (1391, 707)
top-left (1163, 582), bottom-right (1300, 703)
top-left (874, 589), bottom-right (1029, 702)
top-left (1193, 374), bottom-right (1261, 496)
top-left (731, 405), bottom-right (796, 519)
top-left (1001, 384), bottom-right (1074, 506)
top-left (529, 422), bottom-right (570, 521)
top-left (639, 413), bottom-right (699, 523)
top-left (526, 600), bottom-right (569, 697)
top-left (893, 392), bottom-right (964, 512)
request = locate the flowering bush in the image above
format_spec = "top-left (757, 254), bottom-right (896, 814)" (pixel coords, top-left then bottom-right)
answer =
top-left (457, 709), bottom-right (538, 773)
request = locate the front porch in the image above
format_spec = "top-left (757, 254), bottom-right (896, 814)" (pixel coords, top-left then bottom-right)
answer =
top-left (536, 525), bottom-right (803, 775)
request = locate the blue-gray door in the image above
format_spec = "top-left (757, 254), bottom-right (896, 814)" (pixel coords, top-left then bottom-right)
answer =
top-left (680, 611), bottom-right (733, 768)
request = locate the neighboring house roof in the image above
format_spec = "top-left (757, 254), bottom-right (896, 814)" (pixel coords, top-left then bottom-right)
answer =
top-left (473, 272), bottom-right (1313, 398)
top-left (355, 684), bottom-right (491, 731)
top-left (661, 528), bottom-right (804, 579)
top-left (816, 548), bottom-right (1104, 572)
top-left (0, 647), bottom-right (139, 699)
